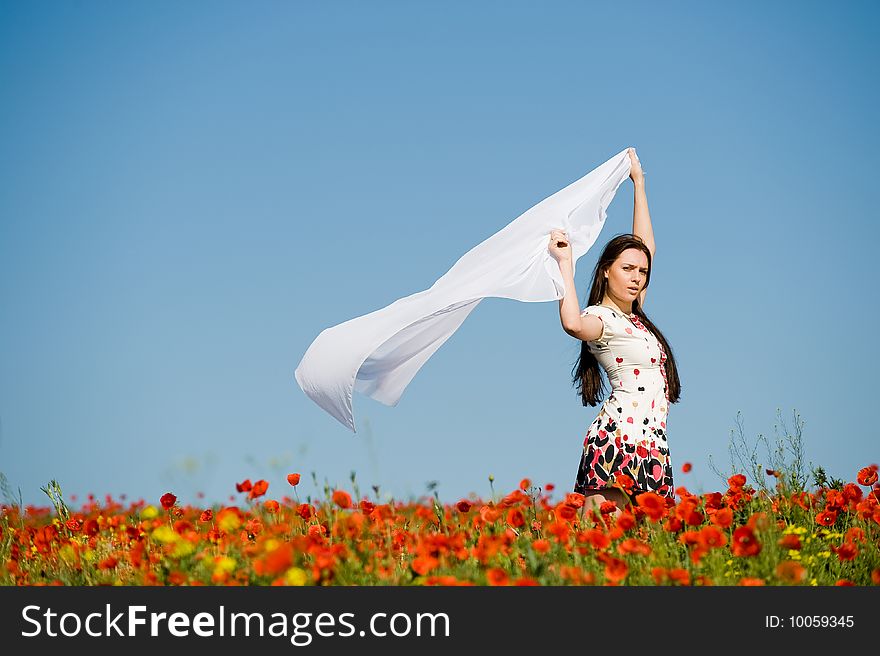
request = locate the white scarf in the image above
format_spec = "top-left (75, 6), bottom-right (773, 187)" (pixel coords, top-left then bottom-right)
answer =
top-left (295, 147), bottom-right (634, 431)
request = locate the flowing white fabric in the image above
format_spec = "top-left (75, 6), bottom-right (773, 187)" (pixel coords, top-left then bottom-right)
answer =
top-left (294, 147), bottom-right (634, 432)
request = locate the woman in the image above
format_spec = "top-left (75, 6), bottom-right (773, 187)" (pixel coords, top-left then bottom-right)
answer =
top-left (548, 148), bottom-right (682, 519)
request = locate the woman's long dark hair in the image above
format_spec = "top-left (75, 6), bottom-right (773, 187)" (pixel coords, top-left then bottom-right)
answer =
top-left (572, 234), bottom-right (681, 407)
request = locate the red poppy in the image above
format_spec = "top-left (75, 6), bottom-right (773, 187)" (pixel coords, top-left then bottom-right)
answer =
top-left (615, 511), bottom-right (636, 532)
top-left (727, 474), bottom-right (747, 490)
top-left (775, 561), bottom-right (806, 584)
top-left (332, 489), bottom-right (352, 509)
top-left (455, 500), bottom-right (473, 513)
top-left (668, 568), bottom-right (690, 586)
top-left (738, 577), bottom-right (766, 586)
top-left (555, 503), bottom-right (577, 523)
top-left (778, 534), bottom-right (801, 550)
top-left (731, 526), bottom-right (761, 557)
top-left (564, 493), bottom-right (585, 509)
top-left (635, 492), bottom-right (667, 522)
top-left (602, 555), bottom-right (628, 583)
top-left (747, 511), bottom-right (770, 532)
top-left (248, 480), bottom-right (269, 500)
top-left (480, 505), bottom-right (502, 523)
top-left (513, 577), bottom-right (540, 586)
top-left (710, 507), bottom-right (733, 529)
top-left (411, 556), bottom-right (440, 576)
top-left (831, 543), bottom-right (858, 562)
top-left (287, 473), bottom-right (301, 486)
top-left (698, 526), bottom-right (727, 549)
top-left (236, 479), bottom-right (253, 493)
top-left (486, 567), bottom-right (509, 586)
top-left (98, 556), bottom-right (118, 571)
top-left (259, 542), bottom-right (293, 576)
top-left (581, 528), bottom-right (611, 550)
top-left (857, 465), bottom-right (878, 487)
top-left (160, 493), bottom-right (177, 510)
top-left (519, 478), bottom-right (531, 491)
top-left (199, 509), bottom-right (213, 523)
top-left (681, 462), bottom-right (692, 473)
top-left (264, 499), bottom-right (280, 513)
top-left (663, 516), bottom-right (683, 533)
top-left (545, 483), bottom-right (555, 492)
top-left (612, 473), bottom-right (636, 494)
top-left (844, 527), bottom-right (865, 544)
top-left (507, 508), bottom-right (526, 528)
top-left (815, 510), bottom-right (837, 526)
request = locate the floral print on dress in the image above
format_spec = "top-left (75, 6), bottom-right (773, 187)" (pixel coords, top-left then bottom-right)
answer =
top-left (573, 304), bottom-right (675, 501)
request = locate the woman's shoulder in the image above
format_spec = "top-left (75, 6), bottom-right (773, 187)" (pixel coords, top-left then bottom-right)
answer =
top-left (581, 304), bottom-right (621, 319)
top-left (580, 305), bottom-right (619, 345)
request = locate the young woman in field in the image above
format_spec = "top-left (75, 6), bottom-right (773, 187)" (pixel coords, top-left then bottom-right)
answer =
top-left (548, 148), bottom-right (682, 519)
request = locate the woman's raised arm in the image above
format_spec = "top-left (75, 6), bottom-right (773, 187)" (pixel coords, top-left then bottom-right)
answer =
top-left (628, 148), bottom-right (655, 257)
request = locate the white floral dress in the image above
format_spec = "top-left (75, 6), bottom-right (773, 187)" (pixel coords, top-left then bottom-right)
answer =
top-left (573, 304), bottom-right (675, 500)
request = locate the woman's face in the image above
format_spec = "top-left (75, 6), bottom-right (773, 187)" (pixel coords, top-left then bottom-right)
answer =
top-left (605, 248), bottom-right (649, 301)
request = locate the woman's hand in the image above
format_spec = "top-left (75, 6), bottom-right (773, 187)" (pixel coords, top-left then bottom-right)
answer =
top-left (628, 147), bottom-right (645, 183)
top-left (548, 228), bottom-right (572, 264)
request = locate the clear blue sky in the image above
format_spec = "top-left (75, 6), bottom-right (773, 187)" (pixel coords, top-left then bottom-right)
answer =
top-left (1, 1), bottom-right (877, 509)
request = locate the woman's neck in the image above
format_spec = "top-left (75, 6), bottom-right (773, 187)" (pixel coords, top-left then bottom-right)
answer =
top-left (601, 296), bottom-right (632, 315)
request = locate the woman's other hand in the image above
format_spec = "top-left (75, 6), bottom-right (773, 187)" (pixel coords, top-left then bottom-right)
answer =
top-left (627, 147), bottom-right (645, 183)
top-left (548, 228), bottom-right (572, 264)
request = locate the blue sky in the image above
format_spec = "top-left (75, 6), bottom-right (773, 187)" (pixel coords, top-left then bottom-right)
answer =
top-left (1, 0), bottom-right (877, 510)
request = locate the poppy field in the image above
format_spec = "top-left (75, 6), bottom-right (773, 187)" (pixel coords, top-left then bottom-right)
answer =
top-left (2, 457), bottom-right (879, 586)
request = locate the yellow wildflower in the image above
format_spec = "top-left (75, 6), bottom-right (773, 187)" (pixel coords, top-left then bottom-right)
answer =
top-left (213, 556), bottom-right (236, 577)
top-left (151, 525), bottom-right (178, 544)
top-left (59, 544), bottom-right (77, 564)
top-left (284, 567), bottom-right (309, 586)
top-left (141, 505), bottom-right (159, 520)
top-left (172, 540), bottom-right (194, 558)
top-left (218, 510), bottom-right (241, 533)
